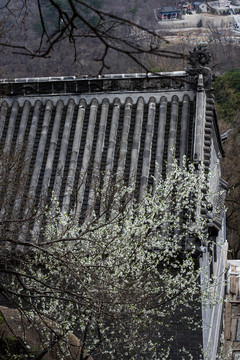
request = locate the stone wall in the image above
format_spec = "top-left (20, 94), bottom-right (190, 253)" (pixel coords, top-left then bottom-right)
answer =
top-left (156, 13), bottom-right (234, 30)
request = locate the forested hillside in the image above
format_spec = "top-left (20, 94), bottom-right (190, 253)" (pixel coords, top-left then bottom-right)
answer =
top-left (1, 0), bottom-right (240, 77)
top-left (214, 70), bottom-right (240, 258)
top-left (0, 0), bottom-right (176, 77)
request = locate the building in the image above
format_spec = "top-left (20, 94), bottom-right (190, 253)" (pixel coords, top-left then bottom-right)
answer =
top-left (181, 2), bottom-right (192, 12)
top-left (0, 49), bottom-right (228, 359)
top-left (223, 260), bottom-right (240, 360)
top-left (193, 1), bottom-right (208, 12)
top-left (208, 0), bottom-right (232, 14)
top-left (156, 6), bottom-right (181, 20)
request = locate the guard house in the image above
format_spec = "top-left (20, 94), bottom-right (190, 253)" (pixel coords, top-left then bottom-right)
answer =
top-left (156, 6), bottom-right (181, 20)
top-left (0, 49), bottom-right (228, 359)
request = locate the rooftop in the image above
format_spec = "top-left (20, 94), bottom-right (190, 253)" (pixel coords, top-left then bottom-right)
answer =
top-left (0, 69), bottom-right (224, 237)
top-left (158, 6), bottom-right (180, 12)
top-left (0, 59), bottom-right (227, 359)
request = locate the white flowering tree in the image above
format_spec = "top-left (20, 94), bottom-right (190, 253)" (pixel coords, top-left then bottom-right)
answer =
top-left (0, 159), bottom-right (217, 359)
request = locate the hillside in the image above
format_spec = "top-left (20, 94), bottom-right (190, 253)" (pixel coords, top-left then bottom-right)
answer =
top-left (0, 0), bottom-right (184, 78)
top-left (214, 70), bottom-right (240, 258)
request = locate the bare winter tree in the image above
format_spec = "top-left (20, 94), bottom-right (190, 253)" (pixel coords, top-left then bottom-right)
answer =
top-left (0, 0), bottom-right (186, 74)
